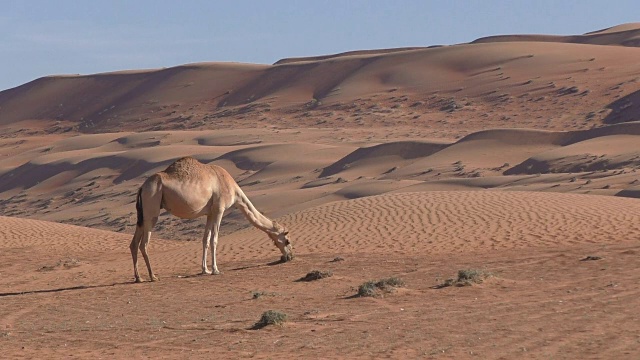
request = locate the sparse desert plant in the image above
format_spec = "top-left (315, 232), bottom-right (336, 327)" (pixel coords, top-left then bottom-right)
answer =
top-left (38, 258), bottom-right (83, 272)
top-left (457, 269), bottom-right (490, 284)
top-left (252, 310), bottom-right (288, 329)
top-left (558, 86), bottom-right (580, 95)
top-left (306, 98), bottom-right (321, 109)
top-left (357, 277), bottom-right (405, 297)
top-left (383, 166), bottom-right (398, 174)
top-left (298, 270), bottom-right (333, 282)
top-left (438, 269), bottom-right (492, 288)
top-left (440, 98), bottom-right (462, 112)
top-left (357, 281), bottom-right (378, 297)
top-left (251, 291), bottom-right (277, 299)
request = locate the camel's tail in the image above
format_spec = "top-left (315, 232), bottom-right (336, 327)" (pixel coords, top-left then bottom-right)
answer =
top-left (136, 188), bottom-right (143, 227)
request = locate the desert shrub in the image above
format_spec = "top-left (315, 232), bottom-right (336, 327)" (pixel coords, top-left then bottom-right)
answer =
top-left (440, 98), bottom-right (463, 112)
top-left (38, 258), bottom-right (83, 272)
top-left (357, 277), bottom-right (405, 297)
top-left (438, 269), bottom-right (492, 288)
top-left (580, 255), bottom-right (603, 261)
top-left (305, 98), bottom-right (321, 109)
top-left (252, 310), bottom-right (288, 329)
top-left (251, 291), bottom-right (276, 299)
top-left (252, 291), bottom-right (266, 299)
top-left (298, 270), bottom-right (333, 282)
top-left (357, 281), bottom-right (378, 297)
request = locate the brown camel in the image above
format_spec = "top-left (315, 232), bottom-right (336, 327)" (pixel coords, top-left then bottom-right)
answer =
top-left (130, 157), bottom-right (293, 282)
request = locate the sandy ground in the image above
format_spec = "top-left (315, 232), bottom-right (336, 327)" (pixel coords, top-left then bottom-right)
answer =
top-left (1, 24), bottom-right (640, 359)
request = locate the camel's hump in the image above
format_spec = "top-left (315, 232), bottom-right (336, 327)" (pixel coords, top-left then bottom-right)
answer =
top-left (162, 156), bottom-right (232, 182)
top-left (163, 157), bottom-right (208, 177)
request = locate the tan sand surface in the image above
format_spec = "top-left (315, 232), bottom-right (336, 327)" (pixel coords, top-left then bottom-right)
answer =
top-left (0, 24), bottom-right (639, 358)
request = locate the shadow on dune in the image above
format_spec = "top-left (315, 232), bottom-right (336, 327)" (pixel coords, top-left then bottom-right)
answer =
top-left (320, 141), bottom-right (448, 178)
top-left (603, 89), bottom-right (640, 125)
top-left (0, 157), bottom-right (169, 192)
top-left (616, 187), bottom-right (640, 198)
top-left (503, 122), bottom-right (640, 175)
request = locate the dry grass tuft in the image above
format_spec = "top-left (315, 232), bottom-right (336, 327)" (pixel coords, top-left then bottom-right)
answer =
top-left (298, 270), bottom-right (333, 282)
top-left (437, 269), bottom-right (492, 288)
top-left (357, 277), bottom-right (405, 297)
top-left (252, 310), bottom-right (288, 329)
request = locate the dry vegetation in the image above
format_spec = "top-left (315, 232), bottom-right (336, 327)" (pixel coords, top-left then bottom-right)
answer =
top-left (436, 269), bottom-right (493, 288)
top-left (357, 277), bottom-right (405, 297)
top-left (252, 310), bottom-right (288, 329)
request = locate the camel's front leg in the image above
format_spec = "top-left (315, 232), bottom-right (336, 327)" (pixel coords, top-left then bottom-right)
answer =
top-left (201, 214), bottom-right (214, 275)
top-left (210, 209), bottom-right (225, 275)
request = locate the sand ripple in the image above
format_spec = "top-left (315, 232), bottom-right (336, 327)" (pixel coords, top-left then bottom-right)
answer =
top-left (224, 191), bottom-right (640, 257)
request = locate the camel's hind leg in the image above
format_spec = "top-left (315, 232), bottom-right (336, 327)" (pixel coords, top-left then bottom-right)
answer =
top-left (139, 226), bottom-right (158, 281)
top-left (129, 226), bottom-right (143, 282)
top-left (133, 174), bottom-right (162, 282)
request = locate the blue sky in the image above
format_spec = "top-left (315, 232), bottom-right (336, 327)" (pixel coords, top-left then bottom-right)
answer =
top-left (1, 0), bottom-right (637, 91)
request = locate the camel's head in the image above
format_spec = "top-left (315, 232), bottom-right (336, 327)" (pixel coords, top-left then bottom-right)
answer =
top-left (269, 221), bottom-right (293, 262)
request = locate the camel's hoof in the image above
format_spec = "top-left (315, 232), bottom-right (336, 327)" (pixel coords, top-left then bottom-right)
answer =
top-left (202, 270), bottom-right (213, 275)
top-left (281, 254), bottom-right (294, 262)
top-left (134, 277), bottom-right (143, 283)
top-left (213, 269), bottom-right (222, 275)
top-left (150, 276), bottom-right (159, 282)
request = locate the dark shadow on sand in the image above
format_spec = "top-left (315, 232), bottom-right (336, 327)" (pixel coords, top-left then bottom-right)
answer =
top-left (0, 281), bottom-right (133, 298)
top-left (230, 259), bottom-right (286, 271)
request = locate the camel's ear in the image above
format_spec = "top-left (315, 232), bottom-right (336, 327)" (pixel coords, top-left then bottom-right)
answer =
top-left (273, 221), bottom-right (283, 232)
top-left (282, 230), bottom-right (289, 236)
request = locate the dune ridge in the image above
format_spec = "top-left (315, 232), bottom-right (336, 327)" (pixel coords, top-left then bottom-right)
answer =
top-left (2, 26), bottom-right (640, 137)
top-left (472, 22), bottom-right (640, 47)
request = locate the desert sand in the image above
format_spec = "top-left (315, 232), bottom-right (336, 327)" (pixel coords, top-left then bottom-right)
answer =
top-left (1, 24), bottom-right (639, 359)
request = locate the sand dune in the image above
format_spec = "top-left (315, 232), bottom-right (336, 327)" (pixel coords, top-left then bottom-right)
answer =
top-left (279, 191), bottom-right (640, 255)
top-left (2, 25), bottom-right (640, 138)
top-left (3, 190), bottom-right (638, 278)
top-left (0, 122), bottom-right (638, 240)
top-left (472, 22), bottom-right (640, 47)
top-left (0, 24), bottom-right (639, 359)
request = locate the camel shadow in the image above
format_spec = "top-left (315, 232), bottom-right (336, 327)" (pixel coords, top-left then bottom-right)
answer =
top-left (0, 281), bottom-right (132, 298)
top-left (267, 259), bottom-right (287, 266)
top-left (230, 259), bottom-right (285, 271)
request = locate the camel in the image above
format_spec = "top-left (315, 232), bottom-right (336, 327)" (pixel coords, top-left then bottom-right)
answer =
top-left (130, 156), bottom-right (293, 283)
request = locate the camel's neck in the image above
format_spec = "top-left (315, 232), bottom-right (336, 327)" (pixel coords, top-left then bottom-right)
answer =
top-left (234, 187), bottom-right (276, 234)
